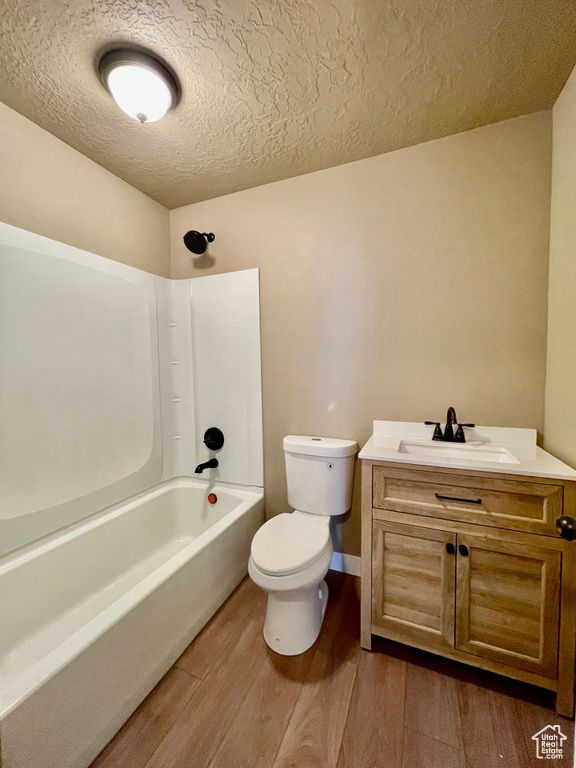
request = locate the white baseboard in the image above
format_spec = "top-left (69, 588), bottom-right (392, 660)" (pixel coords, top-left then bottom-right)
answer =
top-left (330, 552), bottom-right (362, 577)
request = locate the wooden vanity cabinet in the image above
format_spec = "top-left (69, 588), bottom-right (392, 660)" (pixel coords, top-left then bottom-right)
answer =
top-left (361, 460), bottom-right (576, 717)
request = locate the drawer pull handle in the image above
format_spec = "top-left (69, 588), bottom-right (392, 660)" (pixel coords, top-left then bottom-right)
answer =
top-left (445, 543), bottom-right (455, 555)
top-left (435, 493), bottom-right (482, 505)
top-left (459, 544), bottom-right (469, 557)
top-left (557, 516), bottom-right (576, 541)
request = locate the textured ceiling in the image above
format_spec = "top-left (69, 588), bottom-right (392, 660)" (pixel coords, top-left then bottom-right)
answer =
top-left (1, 0), bottom-right (575, 209)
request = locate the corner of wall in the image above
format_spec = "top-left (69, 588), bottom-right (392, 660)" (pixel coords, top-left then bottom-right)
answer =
top-left (543, 63), bottom-right (576, 470)
top-left (0, 100), bottom-right (171, 278)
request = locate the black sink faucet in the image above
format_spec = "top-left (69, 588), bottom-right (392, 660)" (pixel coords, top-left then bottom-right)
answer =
top-left (444, 406), bottom-right (458, 441)
top-left (425, 407), bottom-right (475, 443)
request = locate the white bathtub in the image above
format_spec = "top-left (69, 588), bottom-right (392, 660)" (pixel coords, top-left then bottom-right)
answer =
top-left (0, 478), bottom-right (264, 768)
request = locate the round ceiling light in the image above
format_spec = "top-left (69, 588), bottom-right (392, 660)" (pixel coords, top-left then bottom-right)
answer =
top-left (99, 49), bottom-right (180, 124)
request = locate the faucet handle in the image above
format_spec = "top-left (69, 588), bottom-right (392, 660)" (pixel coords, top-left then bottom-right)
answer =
top-left (454, 423), bottom-right (475, 442)
top-left (425, 421), bottom-right (443, 440)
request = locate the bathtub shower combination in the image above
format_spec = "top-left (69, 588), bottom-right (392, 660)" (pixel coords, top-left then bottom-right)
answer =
top-left (0, 224), bottom-right (264, 768)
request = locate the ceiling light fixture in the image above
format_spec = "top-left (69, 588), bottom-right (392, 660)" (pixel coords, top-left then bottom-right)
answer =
top-left (99, 48), bottom-right (180, 124)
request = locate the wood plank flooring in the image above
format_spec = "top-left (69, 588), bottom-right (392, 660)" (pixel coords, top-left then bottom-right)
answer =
top-left (91, 571), bottom-right (574, 768)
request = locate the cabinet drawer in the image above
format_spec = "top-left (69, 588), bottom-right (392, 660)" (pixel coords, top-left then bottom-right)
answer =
top-left (373, 466), bottom-right (563, 535)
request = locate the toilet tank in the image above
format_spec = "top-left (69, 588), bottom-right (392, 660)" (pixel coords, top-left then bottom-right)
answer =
top-left (283, 435), bottom-right (357, 516)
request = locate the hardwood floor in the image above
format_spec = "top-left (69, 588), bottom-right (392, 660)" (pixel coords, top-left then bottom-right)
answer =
top-left (91, 571), bottom-right (574, 768)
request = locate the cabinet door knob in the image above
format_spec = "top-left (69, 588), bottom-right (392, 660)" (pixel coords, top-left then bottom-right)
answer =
top-left (459, 544), bottom-right (469, 557)
top-left (446, 543), bottom-right (455, 555)
top-left (557, 516), bottom-right (576, 541)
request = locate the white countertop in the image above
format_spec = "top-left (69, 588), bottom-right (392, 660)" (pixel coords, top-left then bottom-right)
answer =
top-left (358, 421), bottom-right (576, 481)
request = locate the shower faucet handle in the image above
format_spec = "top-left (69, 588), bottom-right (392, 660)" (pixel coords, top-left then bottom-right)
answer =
top-left (203, 427), bottom-right (224, 451)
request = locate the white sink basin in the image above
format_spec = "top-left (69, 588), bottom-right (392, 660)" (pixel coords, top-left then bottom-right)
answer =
top-left (359, 420), bottom-right (576, 480)
top-left (397, 441), bottom-right (521, 465)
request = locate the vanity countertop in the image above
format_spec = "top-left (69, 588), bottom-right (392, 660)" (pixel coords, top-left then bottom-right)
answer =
top-left (359, 421), bottom-right (576, 481)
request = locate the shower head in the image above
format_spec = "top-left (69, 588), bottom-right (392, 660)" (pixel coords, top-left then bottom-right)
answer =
top-left (183, 230), bottom-right (215, 255)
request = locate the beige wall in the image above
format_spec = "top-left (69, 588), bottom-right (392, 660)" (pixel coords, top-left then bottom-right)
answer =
top-left (544, 66), bottom-right (576, 469)
top-left (0, 95), bottom-right (556, 556)
top-left (0, 101), bottom-right (170, 276)
top-left (171, 112), bottom-right (553, 556)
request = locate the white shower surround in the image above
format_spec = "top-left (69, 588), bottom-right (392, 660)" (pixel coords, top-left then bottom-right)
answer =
top-left (0, 223), bottom-right (264, 768)
top-left (0, 223), bottom-right (263, 553)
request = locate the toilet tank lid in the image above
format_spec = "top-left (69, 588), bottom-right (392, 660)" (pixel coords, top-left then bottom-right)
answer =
top-left (283, 435), bottom-right (357, 458)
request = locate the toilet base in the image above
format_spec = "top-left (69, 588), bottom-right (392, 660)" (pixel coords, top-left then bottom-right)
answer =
top-left (263, 580), bottom-right (329, 656)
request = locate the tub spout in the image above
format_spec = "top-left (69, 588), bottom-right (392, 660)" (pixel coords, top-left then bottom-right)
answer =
top-left (195, 458), bottom-right (218, 473)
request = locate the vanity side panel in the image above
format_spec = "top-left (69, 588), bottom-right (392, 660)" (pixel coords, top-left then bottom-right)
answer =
top-left (556, 480), bottom-right (576, 717)
top-left (361, 460), bottom-right (373, 650)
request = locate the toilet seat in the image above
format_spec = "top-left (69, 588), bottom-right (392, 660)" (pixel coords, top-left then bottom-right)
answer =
top-left (251, 512), bottom-right (330, 576)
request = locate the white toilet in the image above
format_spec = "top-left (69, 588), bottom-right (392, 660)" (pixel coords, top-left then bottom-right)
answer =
top-left (249, 435), bottom-right (357, 655)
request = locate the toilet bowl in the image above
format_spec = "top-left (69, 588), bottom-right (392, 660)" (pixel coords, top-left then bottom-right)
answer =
top-left (249, 435), bottom-right (357, 655)
top-left (249, 511), bottom-right (333, 655)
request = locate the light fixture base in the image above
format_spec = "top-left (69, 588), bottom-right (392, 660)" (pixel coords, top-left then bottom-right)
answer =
top-left (98, 47), bottom-right (180, 123)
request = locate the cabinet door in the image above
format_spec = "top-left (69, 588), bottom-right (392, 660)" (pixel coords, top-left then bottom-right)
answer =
top-left (372, 520), bottom-right (456, 653)
top-left (455, 534), bottom-right (561, 678)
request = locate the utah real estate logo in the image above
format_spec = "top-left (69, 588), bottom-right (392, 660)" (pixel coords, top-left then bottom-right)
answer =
top-left (532, 725), bottom-right (567, 759)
